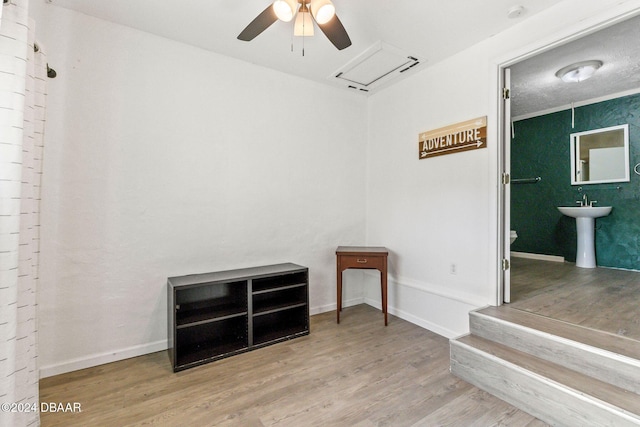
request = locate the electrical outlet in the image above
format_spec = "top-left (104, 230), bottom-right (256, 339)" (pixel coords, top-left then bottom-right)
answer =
top-left (450, 263), bottom-right (457, 275)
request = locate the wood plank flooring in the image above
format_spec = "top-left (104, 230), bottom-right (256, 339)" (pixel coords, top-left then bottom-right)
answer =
top-left (510, 257), bottom-right (640, 341)
top-left (40, 305), bottom-right (547, 427)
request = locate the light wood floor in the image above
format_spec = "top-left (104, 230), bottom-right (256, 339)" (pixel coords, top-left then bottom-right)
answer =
top-left (40, 305), bottom-right (548, 427)
top-left (510, 257), bottom-right (640, 341)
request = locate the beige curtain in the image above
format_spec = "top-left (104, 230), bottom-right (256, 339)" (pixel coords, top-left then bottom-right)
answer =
top-left (0, 0), bottom-right (47, 425)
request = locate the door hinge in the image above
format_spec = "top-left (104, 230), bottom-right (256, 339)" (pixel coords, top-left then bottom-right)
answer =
top-left (501, 172), bottom-right (510, 185)
top-left (503, 87), bottom-right (510, 100)
top-left (501, 258), bottom-right (510, 270)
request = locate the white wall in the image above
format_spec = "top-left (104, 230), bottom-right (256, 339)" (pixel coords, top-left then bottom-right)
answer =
top-left (364, 0), bottom-right (640, 338)
top-left (31, 5), bottom-right (368, 377)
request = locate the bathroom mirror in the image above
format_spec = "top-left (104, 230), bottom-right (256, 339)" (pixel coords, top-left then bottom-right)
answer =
top-left (570, 124), bottom-right (630, 185)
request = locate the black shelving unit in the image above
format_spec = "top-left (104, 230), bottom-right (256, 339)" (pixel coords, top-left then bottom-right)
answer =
top-left (168, 263), bottom-right (309, 372)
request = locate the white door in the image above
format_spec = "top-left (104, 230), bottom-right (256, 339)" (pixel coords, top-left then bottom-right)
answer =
top-left (501, 68), bottom-right (512, 303)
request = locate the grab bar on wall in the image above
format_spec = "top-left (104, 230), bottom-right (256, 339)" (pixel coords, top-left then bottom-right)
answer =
top-left (511, 176), bottom-right (541, 184)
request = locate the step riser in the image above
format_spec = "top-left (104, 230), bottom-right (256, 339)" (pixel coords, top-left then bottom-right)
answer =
top-left (450, 340), bottom-right (640, 427)
top-left (470, 311), bottom-right (640, 394)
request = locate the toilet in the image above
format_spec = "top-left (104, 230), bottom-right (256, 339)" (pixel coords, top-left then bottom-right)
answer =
top-left (510, 230), bottom-right (518, 245)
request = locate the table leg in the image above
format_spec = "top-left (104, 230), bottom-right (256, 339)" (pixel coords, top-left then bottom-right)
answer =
top-left (381, 265), bottom-right (388, 326)
top-left (337, 266), bottom-right (342, 324)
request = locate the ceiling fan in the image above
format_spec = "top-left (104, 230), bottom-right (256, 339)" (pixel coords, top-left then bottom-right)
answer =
top-left (237, 0), bottom-right (352, 50)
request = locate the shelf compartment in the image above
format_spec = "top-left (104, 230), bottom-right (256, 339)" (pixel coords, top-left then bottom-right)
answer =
top-left (253, 305), bottom-right (308, 346)
top-left (252, 282), bottom-right (306, 295)
top-left (176, 340), bottom-right (248, 370)
top-left (176, 281), bottom-right (247, 326)
top-left (175, 316), bottom-right (248, 369)
top-left (253, 302), bottom-right (307, 317)
top-left (252, 286), bottom-right (307, 315)
top-left (177, 302), bottom-right (247, 328)
top-left (252, 272), bottom-right (308, 293)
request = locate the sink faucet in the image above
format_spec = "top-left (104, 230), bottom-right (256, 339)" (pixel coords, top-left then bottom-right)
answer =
top-left (576, 194), bottom-right (598, 207)
top-left (577, 194), bottom-right (588, 207)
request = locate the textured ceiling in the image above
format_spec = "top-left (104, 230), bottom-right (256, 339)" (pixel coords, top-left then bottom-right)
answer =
top-left (45, 0), bottom-right (560, 94)
top-left (510, 14), bottom-right (640, 118)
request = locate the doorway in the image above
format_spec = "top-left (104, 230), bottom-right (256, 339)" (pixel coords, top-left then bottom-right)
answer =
top-left (498, 12), bottom-right (640, 304)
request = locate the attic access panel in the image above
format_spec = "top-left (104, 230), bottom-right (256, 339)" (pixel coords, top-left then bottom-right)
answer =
top-left (332, 42), bottom-right (422, 92)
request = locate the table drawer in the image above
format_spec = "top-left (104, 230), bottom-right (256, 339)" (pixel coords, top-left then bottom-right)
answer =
top-left (339, 255), bottom-right (385, 270)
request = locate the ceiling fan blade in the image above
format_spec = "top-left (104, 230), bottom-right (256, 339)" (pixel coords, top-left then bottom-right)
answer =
top-left (238, 4), bottom-right (278, 41)
top-left (317, 14), bottom-right (351, 50)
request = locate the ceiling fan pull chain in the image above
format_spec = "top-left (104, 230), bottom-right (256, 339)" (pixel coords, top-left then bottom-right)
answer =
top-left (302, 5), bottom-right (306, 56)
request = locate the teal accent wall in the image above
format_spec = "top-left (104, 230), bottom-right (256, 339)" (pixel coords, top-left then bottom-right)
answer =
top-left (511, 93), bottom-right (640, 270)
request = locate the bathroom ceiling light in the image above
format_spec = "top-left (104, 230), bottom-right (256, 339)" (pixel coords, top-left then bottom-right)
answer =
top-left (507, 6), bottom-right (525, 19)
top-left (555, 60), bottom-right (603, 83)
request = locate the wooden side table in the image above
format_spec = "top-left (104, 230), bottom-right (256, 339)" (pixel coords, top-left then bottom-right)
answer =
top-left (336, 246), bottom-right (389, 326)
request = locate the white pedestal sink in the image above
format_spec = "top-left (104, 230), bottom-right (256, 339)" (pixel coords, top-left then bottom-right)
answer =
top-left (557, 206), bottom-right (612, 268)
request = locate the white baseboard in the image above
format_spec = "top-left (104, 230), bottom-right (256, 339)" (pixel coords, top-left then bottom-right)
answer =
top-left (363, 297), bottom-right (462, 339)
top-left (39, 339), bottom-right (168, 379)
top-left (310, 297), bottom-right (364, 316)
top-left (511, 251), bottom-right (565, 263)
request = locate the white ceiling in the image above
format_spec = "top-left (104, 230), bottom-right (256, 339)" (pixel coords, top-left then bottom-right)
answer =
top-left (510, 14), bottom-right (640, 118)
top-left (46, 0), bottom-right (561, 94)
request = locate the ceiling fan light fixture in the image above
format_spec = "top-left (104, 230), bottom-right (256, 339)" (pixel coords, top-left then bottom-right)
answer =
top-left (294, 6), bottom-right (314, 36)
top-left (310, 0), bottom-right (335, 25)
top-left (555, 60), bottom-right (603, 83)
top-left (238, 0), bottom-right (350, 50)
top-left (273, 0), bottom-right (297, 22)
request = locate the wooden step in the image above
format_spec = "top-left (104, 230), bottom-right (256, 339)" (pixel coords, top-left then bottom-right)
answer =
top-left (469, 306), bottom-right (640, 394)
top-left (450, 334), bottom-right (640, 426)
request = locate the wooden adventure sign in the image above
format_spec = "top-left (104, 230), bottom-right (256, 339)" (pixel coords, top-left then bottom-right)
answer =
top-left (419, 116), bottom-right (487, 159)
